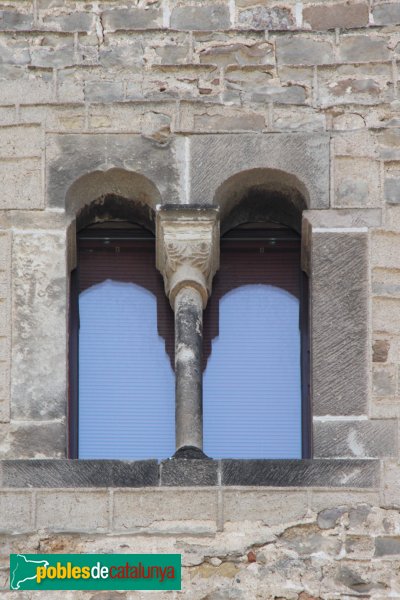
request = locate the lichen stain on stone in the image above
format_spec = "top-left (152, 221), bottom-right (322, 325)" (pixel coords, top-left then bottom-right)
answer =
top-left (347, 430), bottom-right (366, 458)
top-left (191, 561), bottom-right (237, 579)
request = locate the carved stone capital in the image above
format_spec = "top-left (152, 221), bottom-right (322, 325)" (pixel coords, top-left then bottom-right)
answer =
top-left (156, 205), bottom-right (220, 308)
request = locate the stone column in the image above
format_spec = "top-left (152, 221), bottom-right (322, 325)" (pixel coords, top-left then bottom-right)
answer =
top-left (156, 206), bottom-right (219, 458)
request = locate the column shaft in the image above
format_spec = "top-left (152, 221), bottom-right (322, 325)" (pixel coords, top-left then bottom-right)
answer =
top-left (174, 286), bottom-right (203, 451)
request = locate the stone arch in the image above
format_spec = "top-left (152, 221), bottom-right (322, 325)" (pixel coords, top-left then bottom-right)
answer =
top-left (213, 167), bottom-right (309, 235)
top-left (66, 167), bottom-right (162, 232)
top-left (65, 168), bottom-right (162, 270)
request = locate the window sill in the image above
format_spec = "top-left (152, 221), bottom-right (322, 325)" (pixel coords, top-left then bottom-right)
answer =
top-left (1, 459), bottom-right (379, 489)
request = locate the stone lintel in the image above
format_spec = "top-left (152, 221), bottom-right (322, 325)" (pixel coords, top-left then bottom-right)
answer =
top-left (156, 204), bottom-right (220, 308)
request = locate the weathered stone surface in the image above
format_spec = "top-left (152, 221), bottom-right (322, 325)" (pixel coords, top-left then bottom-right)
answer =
top-left (198, 40), bottom-right (273, 67)
top-left (372, 231), bottom-right (400, 270)
top-left (280, 523), bottom-right (342, 556)
top-left (375, 536), bottom-right (400, 556)
top-left (311, 232), bottom-right (369, 415)
top-left (385, 178), bottom-right (400, 204)
top-left (224, 491), bottom-right (308, 524)
top-left (84, 81), bottom-right (125, 103)
top-left (313, 420), bottom-right (398, 458)
top-left (373, 3), bottom-right (400, 25)
top-left (0, 10), bottom-right (33, 31)
top-left (273, 107), bottom-right (326, 131)
top-left (221, 459), bottom-right (379, 487)
top-left (317, 506), bottom-right (347, 529)
top-left (30, 43), bottom-right (75, 68)
top-left (46, 133), bottom-right (182, 209)
top-left (276, 37), bottom-right (334, 65)
top-left (310, 491), bottom-right (380, 512)
top-left (339, 35), bottom-right (390, 63)
top-left (303, 3), bottom-right (369, 30)
top-left (238, 6), bottom-right (295, 30)
top-left (373, 365), bottom-right (396, 396)
top-left (0, 124), bottom-right (41, 158)
top-left (11, 232), bottom-right (66, 421)
top-left (335, 157), bottom-right (381, 207)
top-left (189, 133), bottom-right (330, 209)
top-left (2, 459), bottom-right (158, 487)
top-left (0, 491), bottom-right (32, 533)
top-left (161, 459), bottom-right (218, 486)
top-left (36, 491), bottom-right (109, 532)
top-left (0, 421), bottom-right (66, 459)
top-left (250, 83), bottom-right (307, 104)
top-left (372, 339), bottom-right (390, 362)
top-left (303, 208), bottom-right (382, 229)
top-left (373, 297), bottom-right (400, 333)
top-left (99, 43), bottom-right (143, 68)
top-left (102, 9), bottom-right (162, 31)
top-left (41, 12), bottom-right (96, 32)
top-left (113, 489), bottom-right (218, 533)
top-left (0, 159), bottom-right (42, 209)
top-left (377, 128), bottom-right (400, 161)
top-left (170, 6), bottom-right (230, 31)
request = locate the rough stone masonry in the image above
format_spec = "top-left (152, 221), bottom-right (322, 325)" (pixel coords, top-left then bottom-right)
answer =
top-left (0, 0), bottom-right (400, 598)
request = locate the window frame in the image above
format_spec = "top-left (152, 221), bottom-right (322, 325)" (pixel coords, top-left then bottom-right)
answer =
top-left (69, 222), bottom-right (311, 460)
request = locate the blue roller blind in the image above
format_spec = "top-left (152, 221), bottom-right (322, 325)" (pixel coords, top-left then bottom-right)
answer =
top-left (77, 234), bottom-right (175, 460)
top-left (203, 234), bottom-right (302, 459)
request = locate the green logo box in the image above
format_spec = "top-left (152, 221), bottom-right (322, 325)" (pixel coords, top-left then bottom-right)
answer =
top-left (10, 554), bottom-right (181, 591)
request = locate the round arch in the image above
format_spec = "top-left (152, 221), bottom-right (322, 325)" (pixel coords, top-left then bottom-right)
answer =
top-left (213, 168), bottom-right (309, 234)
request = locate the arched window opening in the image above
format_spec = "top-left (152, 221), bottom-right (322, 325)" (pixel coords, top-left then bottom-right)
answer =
top-left (69, 220), bottom-right (175, 459)
top-left (203, 222), bottom-right (310, 459)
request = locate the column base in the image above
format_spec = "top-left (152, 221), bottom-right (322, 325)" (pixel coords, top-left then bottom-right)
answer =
top-left (173, 445), bottom-right (211, 460)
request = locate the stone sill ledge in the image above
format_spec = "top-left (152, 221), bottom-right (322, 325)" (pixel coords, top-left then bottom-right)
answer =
top-left (0, 459), bottom-right (379, 489)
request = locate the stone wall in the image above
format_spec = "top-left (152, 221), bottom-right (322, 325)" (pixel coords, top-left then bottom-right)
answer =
top-left (0, 0), bottom-right (400, 598)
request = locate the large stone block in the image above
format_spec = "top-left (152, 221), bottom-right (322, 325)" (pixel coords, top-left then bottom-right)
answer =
top-left (237, 6), bottom-right (295, 29)
top-left (223, 490), bottom-right (308, 525)
top-left (339, 35), bottom-right (390, 63)
top-left (189, 133), bottom-right (330, 209)
top-left (84, 81), bottom-right (125, 103)
top-left (0, 159), bottom-right (42, 209)
top-left (383, 460), bottom-right (400, 507)
top-left (372, 3), bottom-right (400, 25)
top-left (36, 491), bottom-right (109, 532)
top-left (313, 420), bottom-right (398, 458)
top-left (276, 37), bottom-right (334, 66)
top-left (221, 459), bottom-right (379, 487)
top-left (102, 8), bottom-right (162, 31)
top-left (0, 491), bottom-right (32, 533)
top-left (0, 67), bottom-right (54, 105)
top-left (170, 5), bottom-right (230, 30)
top-left (303, 2), bottom-right (369, 30)
top-left (11, 232), bottom-right (67, 421)
top-left (113, 489), bottom-right (218, 533)
top-left (40, 11), bottom-right (96, 33)
top-left (334, 157), bottom-right (381, 208)
top-left (46, 133), bottom-right (182, 209)
top-left (318, 63), bottom-right (392, 107)
top-left (30, 43), bottom-right (75, 68)
top-left (310, 490), bottom-right (380, 512)
top-left (0, 421), bottom-right (66, 459)
top-left (373, 298), bottom-right (400, 334)
top-left (385, 178), bottom-right (400, 204)
top-left (0, 10), bottom-right (33, 31)
top-left (2, 459), bottom-right (159, 487)
top-left (375, 536), bottom-right (400, 557)
top-left (311, 231), bottom-right (369, 415)
top-left (0, 124), bottom-right (42, 158)
top-left (373, 365), bottom-right (396, 396)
